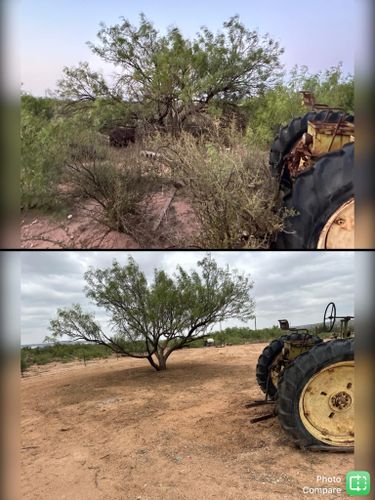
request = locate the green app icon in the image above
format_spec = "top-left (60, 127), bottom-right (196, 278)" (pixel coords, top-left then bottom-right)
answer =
top-left (346, 471), bottom-right (371, 496)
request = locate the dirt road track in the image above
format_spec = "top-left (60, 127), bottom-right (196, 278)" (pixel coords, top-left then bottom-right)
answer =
top-left (21, 344), bottom-right (352, 499)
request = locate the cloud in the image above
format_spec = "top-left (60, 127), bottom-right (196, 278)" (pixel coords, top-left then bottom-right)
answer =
top-left (20, 251), bottom-right (354, 344)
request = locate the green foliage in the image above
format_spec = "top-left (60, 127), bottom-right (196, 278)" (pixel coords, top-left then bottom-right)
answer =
top-left (292, 64), bottom-right (354, 112)
top-left (21, 325), bottom-right (333, 371)
top-left (20, 343), bottom-right (113, 370)
top-left (20, 96), bottom-right (115, 212)
top-left (87, 99), bottom-right (139, 131)
top-left (58, 14), bottom-right (283, 131)
top-left (57, 61), bottom-right (111, 102)
top-left (21, 94), bottom-right (56, 120)
top-left (245, 64), bottom-right (354, 149)
top-left (21, 350), bottom-right (32, 375)
top-left (48, 255), bottom-right (255, 370)
top-left (22, 12), bottom-right (354, 249)
top-left (20, 96), bottom-right (94, 210)
top-left (21, 96), bottom-right (65, 209)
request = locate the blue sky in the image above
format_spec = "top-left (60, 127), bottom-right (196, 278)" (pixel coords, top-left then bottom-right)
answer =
top-left (21, 0), bottom-right (363, 96)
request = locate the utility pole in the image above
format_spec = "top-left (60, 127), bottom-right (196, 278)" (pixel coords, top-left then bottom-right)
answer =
top-left (254, 316), bottom-right (257, 330)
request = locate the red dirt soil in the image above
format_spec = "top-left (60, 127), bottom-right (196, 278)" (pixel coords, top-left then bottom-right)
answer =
top-left (21, 190), bottom-right (199, 249)
top-left (21, 344), bottom-right (352, 499)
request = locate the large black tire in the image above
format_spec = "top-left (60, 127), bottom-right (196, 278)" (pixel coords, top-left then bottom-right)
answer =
top-left (256, 332), bottom-right (323, 399)
top-left (277, 339), bottom-right (354, 450)
top-left (275, 142), bottom-right (354, 249)
top-left (269, 111), bottom-right (353, 188)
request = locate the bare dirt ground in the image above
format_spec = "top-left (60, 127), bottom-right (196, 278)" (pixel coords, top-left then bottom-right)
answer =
top-left (20, 189), bottom-right (199, 249)
top-left (21, 344), bottom-right (352, 500)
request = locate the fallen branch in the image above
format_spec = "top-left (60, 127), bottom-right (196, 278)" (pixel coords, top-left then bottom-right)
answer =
top-left (152, 187), bottom-right (177, 232)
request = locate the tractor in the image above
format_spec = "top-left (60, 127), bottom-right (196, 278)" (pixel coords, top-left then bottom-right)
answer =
top-left (251, 302), bottom-right (354, 451)
top-left (270, 92), bottom-right (354, 249)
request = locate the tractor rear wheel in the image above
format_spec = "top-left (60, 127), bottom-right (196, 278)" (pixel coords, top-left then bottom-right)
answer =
top-left (277, 339), bottom-right (354, 450)
top-left (269, 111), bottom-right (353, 189)
top-left (275, 142), bottom-right (354, 249)
top-left (256, 333), bottom-right (323, 400)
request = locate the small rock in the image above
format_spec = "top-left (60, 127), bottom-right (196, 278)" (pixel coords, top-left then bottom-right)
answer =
top-left (67, 214), bottom-right (73, 220)
top-left (31, 219), bottom-right (38, 225)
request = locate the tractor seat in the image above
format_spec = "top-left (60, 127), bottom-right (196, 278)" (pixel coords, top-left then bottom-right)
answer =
top-left (278, 319), bottom-right (309, 335)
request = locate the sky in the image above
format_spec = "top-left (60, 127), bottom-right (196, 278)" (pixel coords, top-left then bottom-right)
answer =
top-left (19, 0), bottom-right (364, 96)
top-left (21, 251), bottom-right (354, 345)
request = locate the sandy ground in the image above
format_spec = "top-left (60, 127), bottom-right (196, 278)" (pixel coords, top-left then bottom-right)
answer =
top-left (21, 344), bottom-right (353, 500)
top-left (20, 190), bottom-right (199, 249)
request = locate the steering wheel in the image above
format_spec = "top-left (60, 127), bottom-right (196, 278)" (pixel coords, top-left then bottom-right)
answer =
top-left (324, 302), bottom-right (336, 332)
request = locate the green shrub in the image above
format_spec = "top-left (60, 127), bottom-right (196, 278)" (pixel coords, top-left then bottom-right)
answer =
top-left (21, 110), bottom-right (65, 210)
top-left (20, 343), bottom-right (113, 368)
top-left (145, 128), bottom-right (287, 248)
top-left (20, 97), bottom-right (104, 211)
top-left (20, 351), bottom-right (31, 375)
top-left (244, 64), bottom-right (354, 149)
top-left (63, 140), bottom-right (160, 238)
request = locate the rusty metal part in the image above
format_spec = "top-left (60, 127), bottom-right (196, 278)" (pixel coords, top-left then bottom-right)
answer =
top-left (300, 91), bottom-right (316, 108)
top-left (329, 391), bottom-right (352, 411)
top-left (246, 399), bottom-right (277, 423)
top-left (300, 91), bottom-right (330, 111)
top-left (269, 352), bottom-right (284, 387)
top-left (317, 198), bottom-right (355, 249)
top-left (284, 138), bottom-right (313, 180)
top-left (299, 91), bottom-right (347, 114)
top-left (299, 361), bottom-right (354, 447)
top-left (250, 413), bottom-right (276, 423)
top-left (327, 115), bottom-right (344, 152)
top-left (283, 112), bottom-right (354, 182)
top-left (278, 319), bottom-right (289, 330)
top-left (302, 132), bottom-right (313, 146)
top-left (245, 400), bottom-right (275, 408)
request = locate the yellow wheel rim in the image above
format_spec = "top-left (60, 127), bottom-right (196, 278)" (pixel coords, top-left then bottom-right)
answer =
top-left (317, 198), bottom-right (355, 249)
top-left (299, 361), bottom-right (354, 447)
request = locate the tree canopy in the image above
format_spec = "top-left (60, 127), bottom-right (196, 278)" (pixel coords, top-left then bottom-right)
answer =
top-left (47, 255), bottom-right (255, 370)
top-left (57, 14), bottom-right (284, 132)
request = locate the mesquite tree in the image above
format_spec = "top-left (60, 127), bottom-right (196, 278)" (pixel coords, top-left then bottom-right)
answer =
top-left (47, 255), bottom-right (255, 370)
top-left (57, 14), bottom-right (283, 132)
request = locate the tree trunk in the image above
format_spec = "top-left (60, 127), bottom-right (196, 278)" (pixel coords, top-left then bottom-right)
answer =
top-left (156, 354), bottom-right (167, 371)
top-left (154, 347), bottom-right (169, 371)
top-left (146, 354), bottom-right (160, 371)
top-left (145, 348), bottom-right (168, 371)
